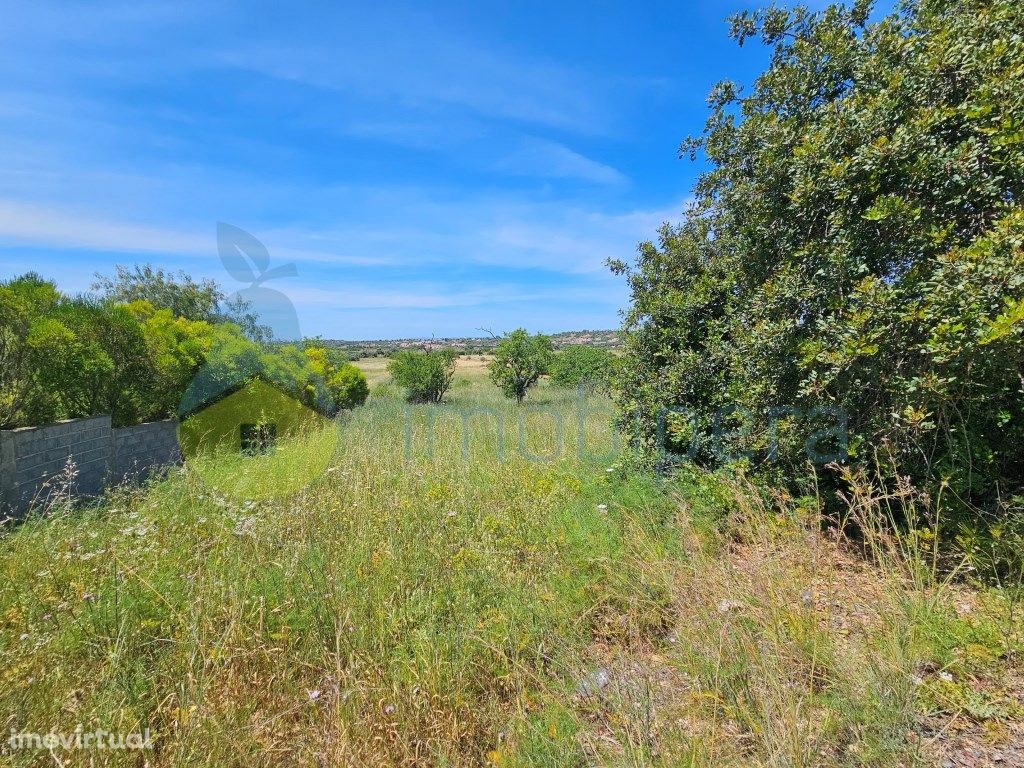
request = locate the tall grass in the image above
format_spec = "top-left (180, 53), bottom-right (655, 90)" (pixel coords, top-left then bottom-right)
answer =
top-left (1, 372), bottom-right (1020, 766)
top-left (578, 470), bottom-right (1024, 767)
top-left (0, 377), bottom-right (676, 766)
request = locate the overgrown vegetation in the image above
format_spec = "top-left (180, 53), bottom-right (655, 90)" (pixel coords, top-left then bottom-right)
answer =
top-left (4, 0), bottom-right (1024, 764)
top-left (0, 269), bottom-right (368, 427)
top-left (3, 368), bottom-right (1021, 765)
top-left (611, 0), bottom-right (1024, 521)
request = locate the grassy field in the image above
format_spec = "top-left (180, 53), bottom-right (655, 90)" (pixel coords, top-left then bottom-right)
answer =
top-left (352, 355), bottom-right (494, 387)
top-left (1, 369), bottom-right (1022, 766)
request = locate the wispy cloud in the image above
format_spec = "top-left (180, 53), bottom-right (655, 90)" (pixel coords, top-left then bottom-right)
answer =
top-left (496, 138), bottom-right (627, 185)
top-left (0, 200), bottom-right (392, 267)
top-left (217, 18), bottom-right (609, 135)
top-left (0, 0), bottom-right (703, 336)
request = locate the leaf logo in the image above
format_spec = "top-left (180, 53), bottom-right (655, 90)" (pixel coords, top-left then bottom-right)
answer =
top-left (217, 222), bottom-right (298, 287)
top-left (216, 223), bottom-right (301, 342)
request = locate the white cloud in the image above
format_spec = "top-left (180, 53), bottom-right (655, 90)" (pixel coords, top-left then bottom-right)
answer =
top-left (0, 199), bottom-right (392, 268)
top-left (0, 199), bottom-right (211, 256)
top-left (496, 138), bottom-right (627, 185)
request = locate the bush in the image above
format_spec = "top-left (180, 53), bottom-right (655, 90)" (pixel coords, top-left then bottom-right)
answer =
top-left (549, 345), bottom-right (616, 393)
top-left (1, 275), bottom-right (154, 427)
top-left (328, 363), bottom-right (369, 410)
top-left (387, 348), bottom-right (458, 403)
top-left (611, 0), bottom-right (1024, 512)
top-left (488, 329), bottom-right (553, 404)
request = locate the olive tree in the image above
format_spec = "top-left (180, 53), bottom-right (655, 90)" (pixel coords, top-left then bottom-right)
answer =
top-left (489, 329), bottom-right (553, 404)
top-left (388, 348), bottom-right (458, 403)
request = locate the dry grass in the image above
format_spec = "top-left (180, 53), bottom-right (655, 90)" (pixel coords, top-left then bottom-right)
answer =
top-left (353, 355), bottom-right (493, 387)
top-left (574, 474), bottom-right (1024, 767)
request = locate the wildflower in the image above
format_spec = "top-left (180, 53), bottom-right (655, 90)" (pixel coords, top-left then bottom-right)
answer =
top-left (716, 599), bottom-right (743, 613)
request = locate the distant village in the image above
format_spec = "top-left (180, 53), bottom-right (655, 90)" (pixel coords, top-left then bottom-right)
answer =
top-left (323, 330), bottom-right (622, 359)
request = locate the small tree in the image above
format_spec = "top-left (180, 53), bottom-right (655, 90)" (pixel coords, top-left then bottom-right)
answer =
top-left (305, 345), bottom-right (369, 412)
top-left (549, 344), bottom-right (616, 393)
top-left (489, 329), bottom-right (553, 404)
top-left (328, 364), bottom-right (369, 410)
top-left (388, 348), bottom-right (458, 403)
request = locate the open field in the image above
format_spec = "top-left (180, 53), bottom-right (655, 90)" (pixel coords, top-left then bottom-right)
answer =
top-left (353, 356), bottom-right (494, 387)
top-left (1, 372), bottom-right (1023, 767)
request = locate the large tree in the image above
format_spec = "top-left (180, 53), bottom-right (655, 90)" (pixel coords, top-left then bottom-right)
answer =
top-left (612, 0), bottom-right (1024, 509)
top-left (93, 264), bottom-right (268, 341)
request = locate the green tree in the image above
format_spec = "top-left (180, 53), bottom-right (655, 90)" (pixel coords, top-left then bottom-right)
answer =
top-left (126, 301), bottom-right (215, 421)
top-left (0, 274), bottom-right (62, 427)
top-left (489, 329), bottom-right (553, 404)
top-left (92, 265), bottom-right (223, 322)
top-left (305, 346), bottom-right (369, 412)
top-left (388, 348), bottom-right (458, 403)
top-left (612, 0), bottom-right (1024, 510)
top-left (17, 298), bottom-right (152, 427)
top-left (549, 345), bottom-right (617, 393)
top-left (93, 264), bottom-right (268, 340)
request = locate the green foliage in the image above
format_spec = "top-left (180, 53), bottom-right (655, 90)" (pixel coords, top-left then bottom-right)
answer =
top-left (387, 348), bottom-right (458, 403)
top-left (92, 263), bottom-right (268, 341)
top-left (549, 344), bottom-right (617, 393)
top-left (305, 346), bottom-right (369, 412)
top-left (1, 270), bottom-right (369, 429)
top-left (0, 273), bottom-right (61, 427)
top-left (126, 301), bottom-right (215, 421)
top-left (39, 300), bottom-right (152, 428)
top-left (614, 0), bottom-right (1024, 511)
top-left (0, 275), bottom-right (154, 427)
top-left (488, 329), bottom-right (553, 404)
top-left (92, 264), bottom-right (224, 323)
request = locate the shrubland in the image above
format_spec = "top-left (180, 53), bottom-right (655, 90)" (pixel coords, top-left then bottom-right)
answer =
top-left (549, 345), bottom-right (618, 394)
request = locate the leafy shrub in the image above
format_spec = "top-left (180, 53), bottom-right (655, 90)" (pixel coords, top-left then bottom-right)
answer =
top-left (387, 348), bottom-right (458, 403)
top-left (1, 275), bottom-right (153, 427)
top-left (488, 329), bottom-right (553, 404)
top-left (549, 344), bottom-right (616, 393)
top-left (327, 363), bottom-right (369, 411)
top-left (612, 0), bottom-right (1024, 512)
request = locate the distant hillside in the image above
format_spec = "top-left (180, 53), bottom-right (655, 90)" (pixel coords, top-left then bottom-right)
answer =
top-left (321, 330), bottom-right (621, 358)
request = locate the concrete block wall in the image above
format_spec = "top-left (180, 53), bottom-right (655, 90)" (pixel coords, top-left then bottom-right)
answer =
top-left (112, 420), bottom-right (181, 483)
top-left (0, 416), bottom-right (181, 519)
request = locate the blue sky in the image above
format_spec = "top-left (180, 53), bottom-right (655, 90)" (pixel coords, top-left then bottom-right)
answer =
top-left (0, 0), bottom-right (847, 339)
